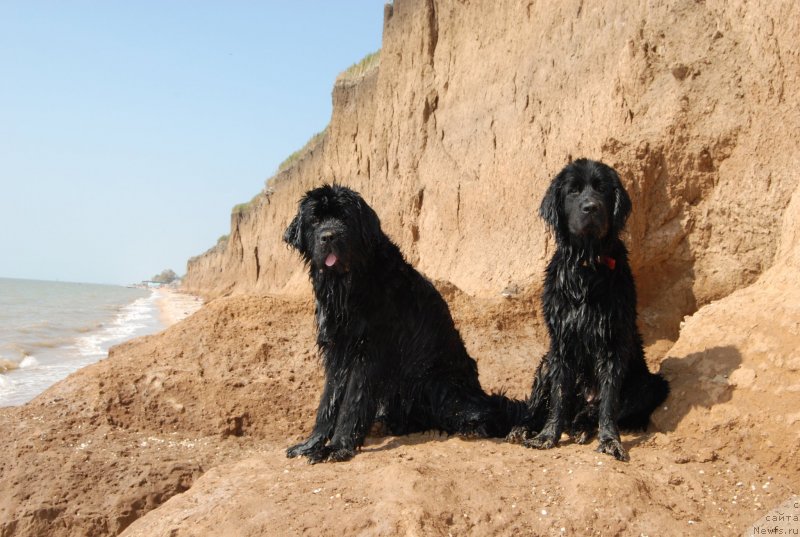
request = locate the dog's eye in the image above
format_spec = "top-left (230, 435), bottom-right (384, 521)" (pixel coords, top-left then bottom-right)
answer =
top-left (593, 182), bottom-right (607, 193)
top-left (567, 185), bottom-right (581, 195)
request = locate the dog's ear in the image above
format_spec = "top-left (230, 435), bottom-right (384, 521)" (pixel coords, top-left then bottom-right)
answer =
top-left (283, 211), bottom-right (306, 253)
top-left (610, 168), bottom-right (632, 231)
top-left (337, 187), bottom-right (384, 247)
top-left (357, 198), bottom-right (384, 246)
top-left (539, 169), bottom-right (566, 236)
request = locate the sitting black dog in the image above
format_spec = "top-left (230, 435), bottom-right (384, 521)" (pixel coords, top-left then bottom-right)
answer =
top-left (508, 159), bottom-right (669, 461)
top-left (283, 184), bottom-right (523, 463)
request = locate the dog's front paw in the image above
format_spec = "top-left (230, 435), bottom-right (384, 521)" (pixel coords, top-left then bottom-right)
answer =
top-left (286, 443), bottom-right (307, 458)
top-left (305, 445), bottom-right (355, 464)
top-left (596, 437), bottom-right (629, 462)
top-left (325, 447), bottom-right (356, 463)
top-left (570, 413), bottom-right (597, 444)
top-left (570, 421), bottom-right (596, 445)
top-left (573, 430), bottom-right (594, 445)
top-left (369, 420), bottom-right (391, 438)
top-left (286, 437), bottom-right (323, 458)
top-left (457, 420), bottom-right (490, 440)
top-left (506, 426), bottom-right (533, 444)
top-left (305, 445), bottom-right (334, 464)
top-left (523, 432), bottom-right (558, 450)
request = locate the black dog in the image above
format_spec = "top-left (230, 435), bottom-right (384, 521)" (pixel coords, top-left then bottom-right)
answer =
top-left (508, 159), bottom-right (669, 461)
top-left (283, 184), bottom-right (522, 463)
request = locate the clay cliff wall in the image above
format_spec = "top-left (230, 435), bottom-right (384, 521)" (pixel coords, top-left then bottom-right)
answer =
top-left (184, 0), bottom-right (800, 339)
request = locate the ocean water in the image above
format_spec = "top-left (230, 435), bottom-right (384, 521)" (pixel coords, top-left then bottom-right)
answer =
top-left (0, 278), bottom-right (164, 407)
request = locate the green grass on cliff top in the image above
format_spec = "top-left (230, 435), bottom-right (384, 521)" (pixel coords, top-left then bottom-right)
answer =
top-left (234, 50), bottom-right (381, 215)
top-left (231, 192), bottom-right (265, 215)
top-left (336, 50), bottom-right (380, 83)
top-left (274, 50), bottom-right (380, 175)
top-left (276, 127), bottom-right (328, 174)
top-left (274, 51), bottom-right (380, 175)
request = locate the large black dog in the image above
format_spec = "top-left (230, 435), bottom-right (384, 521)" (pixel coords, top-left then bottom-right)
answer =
top-left (508, 159), bottom-right (669, 461)
top-left (283, 184), bottom-right (522, 463)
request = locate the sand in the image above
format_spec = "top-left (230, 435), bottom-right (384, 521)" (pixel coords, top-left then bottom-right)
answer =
top-left (153, 288), bottom-right (203, 327)
top-left (1, 292), bottom-right (797, 536)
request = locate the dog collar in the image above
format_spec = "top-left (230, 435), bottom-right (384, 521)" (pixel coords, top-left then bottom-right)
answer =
top-left (598, 255), bottom-right (616, 270)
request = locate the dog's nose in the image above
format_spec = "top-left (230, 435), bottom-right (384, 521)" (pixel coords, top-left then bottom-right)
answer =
top-left (581, 201), bottom-right (599, 214)
top-left (319, 230), bottom-right (335, 244)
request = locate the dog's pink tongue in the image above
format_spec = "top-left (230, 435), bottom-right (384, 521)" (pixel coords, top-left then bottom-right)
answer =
top-left (325, 253), bottom-right (338, 267)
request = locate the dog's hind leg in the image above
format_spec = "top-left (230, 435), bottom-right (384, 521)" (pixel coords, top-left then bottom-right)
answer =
top-left (618, 371), bottom-right (670, 430)
top-left (450, 394), bottom-right (503, 439)
top-left (417, 381), bottom-right (494, 438)
top-left (484, 393), bottom-right (528, 438)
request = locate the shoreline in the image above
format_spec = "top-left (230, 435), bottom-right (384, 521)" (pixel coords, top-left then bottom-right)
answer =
top-left (1, 283), bottom-right (181, 407)
top-left (153, 288), bottom-right (204, 327)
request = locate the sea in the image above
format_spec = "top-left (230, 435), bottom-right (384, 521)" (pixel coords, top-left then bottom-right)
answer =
top-left (0, 277), bottom-right (164, 407)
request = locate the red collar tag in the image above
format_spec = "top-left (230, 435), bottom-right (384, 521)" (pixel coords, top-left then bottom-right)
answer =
top-left (598, 255), bottom-right (616, 270)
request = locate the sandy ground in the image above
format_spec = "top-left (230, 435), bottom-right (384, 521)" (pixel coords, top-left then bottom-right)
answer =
top-left (0, 291), bottom-right (797, 536)
top-left (154, 288), bottom-right (203, 327)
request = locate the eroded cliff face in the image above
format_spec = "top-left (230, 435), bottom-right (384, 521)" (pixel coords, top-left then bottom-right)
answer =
top-left (184, 0), bottom-right (800, 340)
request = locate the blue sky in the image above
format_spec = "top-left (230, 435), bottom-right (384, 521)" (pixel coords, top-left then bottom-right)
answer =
top-left (0, 2), bottom-right (384, 285)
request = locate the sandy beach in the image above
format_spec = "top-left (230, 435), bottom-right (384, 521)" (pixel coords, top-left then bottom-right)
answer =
top-left (153, 288), bottom-right (203, 327)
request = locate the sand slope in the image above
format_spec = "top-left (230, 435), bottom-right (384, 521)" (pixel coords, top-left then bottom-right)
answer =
top-left (0, 287), bottom-right (798, 536)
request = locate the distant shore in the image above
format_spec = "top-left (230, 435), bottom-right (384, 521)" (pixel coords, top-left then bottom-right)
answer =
top-left (153, 288), bottom-right (203, 327)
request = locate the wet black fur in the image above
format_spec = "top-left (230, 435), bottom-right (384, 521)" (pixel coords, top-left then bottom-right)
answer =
top-left (508, 159), bottom-right (669, 461)
top-left (284, 184), bottom-right (524, 463)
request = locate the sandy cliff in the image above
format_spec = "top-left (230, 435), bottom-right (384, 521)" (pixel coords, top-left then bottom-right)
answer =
top-left (2, 1), bottom-right (799, 536)
top-left (185, 0), bottom-right (799, 340)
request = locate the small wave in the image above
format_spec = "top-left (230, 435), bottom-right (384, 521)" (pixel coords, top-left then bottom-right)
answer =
top-left (19, 355), bottom-right (39, 369)
top-left (15, 324), bottom-right (102, 352)
top-left (0, 354), bottom-right (40, 374)
top-left (29, 338), bottom-right (76, 350)
top-left (0, 358), bottom-right (18, 374)
top-left (7, 342), bottom-right (29, 356)
top-left (72, 292), bottom-right (159, 358)
top-left (0, 284), bottom-right (157, 406)
top-left (17, 321), bottom-right (56, 335)
top-left (76, 323), bottom-right (104, 334)
top-left (0, 374), bottom-right (12, 390)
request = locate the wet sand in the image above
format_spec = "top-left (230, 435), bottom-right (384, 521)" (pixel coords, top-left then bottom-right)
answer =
top-left (154, 288), bottom-right (203, 327)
